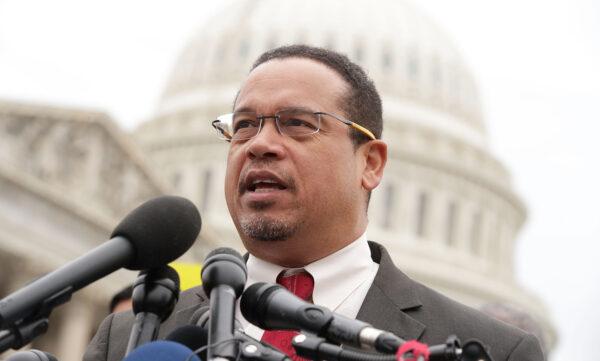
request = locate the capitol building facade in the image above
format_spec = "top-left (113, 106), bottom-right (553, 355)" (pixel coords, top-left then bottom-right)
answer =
top-left (0, 0), bottom-right (555, 360)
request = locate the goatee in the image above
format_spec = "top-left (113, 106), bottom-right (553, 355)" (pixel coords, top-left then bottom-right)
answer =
top-left (240, 216), bottom-right (300, 242)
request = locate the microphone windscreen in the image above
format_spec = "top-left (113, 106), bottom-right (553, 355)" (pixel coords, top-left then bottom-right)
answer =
top-left (111, 196), bottom-right (201, 270)
top-left (240, 282), bottom-right (281, 328)
top-left (137, 265), bottom-right (181, 291)
top-left (461, 339), bottom-right (493, 361)
top-left (204, 247), bottom-right (244, 261)
top-left (122, 340), bottom-right (201, 361)
top-left (166, 326), bottom-right (208, 361)
top-left (201, 247), bottom-right (247, 296)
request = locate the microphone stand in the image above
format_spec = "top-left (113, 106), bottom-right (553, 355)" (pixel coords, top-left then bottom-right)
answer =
top-left (125, 266), bottom-right (180, 355)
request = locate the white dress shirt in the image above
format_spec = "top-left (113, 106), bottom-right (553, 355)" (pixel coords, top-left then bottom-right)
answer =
top-left (236, 233), bottom-right (379, 340)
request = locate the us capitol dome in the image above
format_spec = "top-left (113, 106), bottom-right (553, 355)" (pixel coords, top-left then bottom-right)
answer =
top-left (0, 0), bottom-right (555, 359)
top-left (135, 0), bottom-right (555, 350)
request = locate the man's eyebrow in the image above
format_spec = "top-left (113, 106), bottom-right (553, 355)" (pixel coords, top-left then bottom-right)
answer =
top-left (278, 106), bottom-right (314, 113)
top-left (233, 106), bottom-right (255, 113)
top-left (232, 106), bottom-right (315, 114)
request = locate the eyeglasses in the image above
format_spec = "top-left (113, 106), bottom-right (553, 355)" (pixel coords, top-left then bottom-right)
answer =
top-left (211, 109), bottom-right (376, 142)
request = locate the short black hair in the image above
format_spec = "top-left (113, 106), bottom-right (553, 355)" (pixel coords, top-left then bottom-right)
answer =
top-left (109, 285), bottom-right (133, 313)
top-left (251, 44), bottom-right (383, 147)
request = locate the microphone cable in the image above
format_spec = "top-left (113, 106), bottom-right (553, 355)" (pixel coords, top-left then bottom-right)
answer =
top-left (291, 334), bottom-right (480, 361)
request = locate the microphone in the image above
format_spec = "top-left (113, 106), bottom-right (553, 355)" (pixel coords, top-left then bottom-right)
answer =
top-left (125, 265), bottom-right (181, 355)
top-left (201, 248), bottom-right (247, 361)
top-left (166, 325), bottom-right (209, 361)
top-left (167, 324), bottom-right (291, 361)
top-left (461, 339), bottom-right (493, 361)
top-left (5, 349), bottom-right (58, 361)
top-left (0, 196), bottom-right (200, 350)
top-left (240, 283), bottom-right (404, 354)
top-left (122, 340), bottom-right (201, 361)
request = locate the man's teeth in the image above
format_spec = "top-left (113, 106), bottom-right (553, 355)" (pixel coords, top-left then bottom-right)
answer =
top-left (250, 179), bottom-right (284, 191)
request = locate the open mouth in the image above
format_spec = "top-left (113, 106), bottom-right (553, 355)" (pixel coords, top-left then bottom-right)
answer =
top-left (247, 179), bottom-right (287, 192)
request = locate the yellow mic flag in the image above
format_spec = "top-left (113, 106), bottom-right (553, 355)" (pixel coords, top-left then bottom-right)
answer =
top-left (169, 262), bottom-right (202, 291)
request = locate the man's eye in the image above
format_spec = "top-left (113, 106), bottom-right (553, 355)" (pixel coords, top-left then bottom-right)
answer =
top-left (286, 118), bottom-right (306, 126)
top-left (282, 118), bottom-right (317, 129)
top-left (233, 120), bottom-right (257, 131)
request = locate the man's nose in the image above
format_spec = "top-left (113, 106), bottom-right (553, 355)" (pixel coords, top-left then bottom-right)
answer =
top-left (246, 118), bottom-right (285, 159)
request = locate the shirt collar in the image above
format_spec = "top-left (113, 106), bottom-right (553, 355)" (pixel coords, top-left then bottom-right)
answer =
top-left (245, 232), bottom-right (374, 312)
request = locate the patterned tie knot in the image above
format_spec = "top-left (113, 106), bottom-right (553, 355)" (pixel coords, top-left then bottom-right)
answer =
top-left (276, 269), bottom-right (314, 302)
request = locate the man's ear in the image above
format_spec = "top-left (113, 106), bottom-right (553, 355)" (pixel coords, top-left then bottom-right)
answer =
top-left (360, 140), bottom-right (387, 191)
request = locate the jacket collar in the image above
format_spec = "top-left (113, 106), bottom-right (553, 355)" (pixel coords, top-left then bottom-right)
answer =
top-left (356, 242), bottom-right (426, 341)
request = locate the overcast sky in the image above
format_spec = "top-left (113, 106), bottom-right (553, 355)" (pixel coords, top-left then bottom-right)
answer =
top-left (1, 1), bottom-right (599, 360)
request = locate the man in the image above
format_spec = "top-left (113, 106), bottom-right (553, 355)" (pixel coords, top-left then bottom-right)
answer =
top-left (108, 285), bottom-right (133, 314)
top-left (84, 45), bottom-right (544, 361)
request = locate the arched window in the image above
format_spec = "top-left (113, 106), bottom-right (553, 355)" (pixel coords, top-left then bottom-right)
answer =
top-left (445, 201), bottom-right (458, 246)
top-left (407, 47), bottom-right (419, 81)
top-left (415, 191), bottom-right (429, 238)
top-left (354, 41), bottom-right (364, 63)
top-left (201, 168), bottom-right (213, 212)
top-left (238, 39), bottom-right (250, 59)
top-left (469, 211), bottom-right (482, 255)
top-left (171, 172), bottom-right (182, 189)
top-left (381, 183), bottom-right (396, 229)
top-left (214, 40), bottom-right (228, 66)
top-left (382, 48), bottom-right (394, 71)
top-left (431, 55), bottom-right (442, 88)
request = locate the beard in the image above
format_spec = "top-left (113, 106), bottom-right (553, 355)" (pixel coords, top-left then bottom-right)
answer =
top-left (239, 214), bottom-right (301, 242)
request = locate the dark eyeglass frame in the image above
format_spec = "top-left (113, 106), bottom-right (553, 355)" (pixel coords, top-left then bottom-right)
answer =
top-left (211, 110), bottom-right (376, 142)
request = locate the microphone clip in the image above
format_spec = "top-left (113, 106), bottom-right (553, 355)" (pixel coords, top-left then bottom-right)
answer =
top-left (0, 317), bottom-right (49, 353)
top-left (0, 285), bottom-right (73, 353)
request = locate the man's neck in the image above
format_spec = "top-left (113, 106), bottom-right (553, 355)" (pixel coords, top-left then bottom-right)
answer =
top-left (244, 228), bottom-right (367, 267)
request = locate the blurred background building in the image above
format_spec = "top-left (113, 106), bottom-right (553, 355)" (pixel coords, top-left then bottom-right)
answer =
top-left (0, 0), bottom-right (555, 360)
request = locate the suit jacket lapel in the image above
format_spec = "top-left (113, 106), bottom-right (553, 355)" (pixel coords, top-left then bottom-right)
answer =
top-left (357, 242), bottom-right (426, 341)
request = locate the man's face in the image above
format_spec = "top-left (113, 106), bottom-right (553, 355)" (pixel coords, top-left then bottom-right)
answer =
top-left (224, 58), bottom-right (369, 265)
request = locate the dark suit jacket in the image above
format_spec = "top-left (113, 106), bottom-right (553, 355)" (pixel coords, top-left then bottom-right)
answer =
top-left (83, 242), bottom-right (545, 361)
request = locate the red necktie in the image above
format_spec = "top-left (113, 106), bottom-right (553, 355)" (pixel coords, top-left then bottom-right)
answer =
top-left (261, 270), bottom-right (314, 361)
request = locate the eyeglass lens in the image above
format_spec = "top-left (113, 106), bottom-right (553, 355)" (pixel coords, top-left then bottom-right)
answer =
top-left (228, 110), bottom-right (321, 140)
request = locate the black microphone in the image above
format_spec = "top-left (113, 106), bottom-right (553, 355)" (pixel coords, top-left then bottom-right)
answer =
top-left (240, 282), bottom-right (404, 354)
top-left (201, 248), bottom-right (247, 361)
top-left (461, 339), bottom-right (493, 361)
top-left (5, 349), bottom-right (58, 361)
top-left (166, 325), bottom-right (209, 361)
top-left (125, 265), bottom-right (181, 355)
top-left (0, 196), bottom-right (200, 350)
